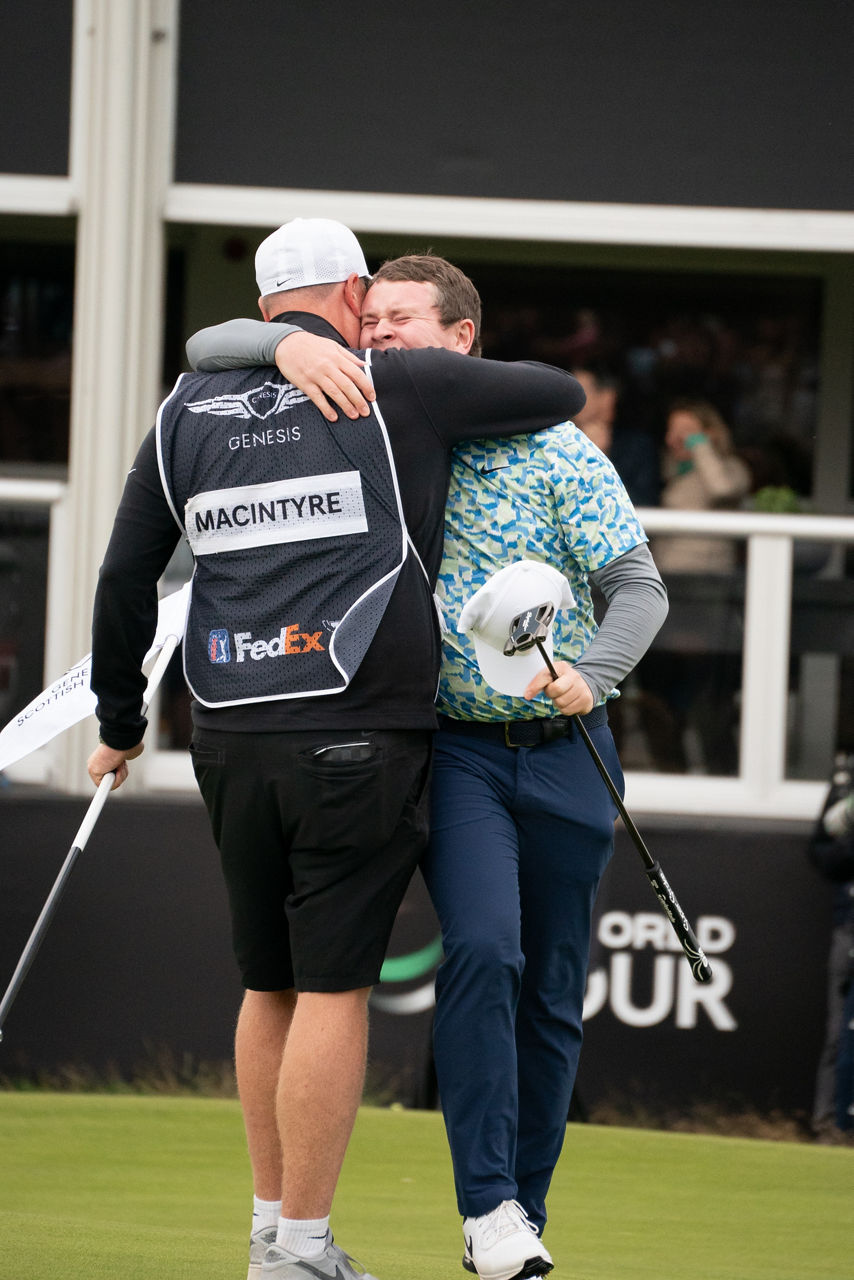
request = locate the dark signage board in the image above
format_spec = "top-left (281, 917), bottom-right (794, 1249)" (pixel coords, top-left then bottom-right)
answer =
top-left (369, 818), bottom-right (831, 1120)
top-left (577, 819), bottom-right (829, 1118)
top-left (0, 1), bottom-right (72, 176)
top-left (0, 796), bottom-right (830, 1124)
top-left (175, 0), bottom-right (854, 212)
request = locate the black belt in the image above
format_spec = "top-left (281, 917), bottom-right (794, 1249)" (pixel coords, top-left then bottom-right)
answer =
top-left (437, 704), bottom-right (608, 748)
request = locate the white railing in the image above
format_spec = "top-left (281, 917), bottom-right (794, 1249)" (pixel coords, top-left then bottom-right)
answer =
top-left (638, 507), bottom-right (854, 542)
top-left (0, 479), bottom-right (67, 505)
top-left (2, 481), bottom-right (853, 819)
top-left (627, 508), bottom-right (854, 819)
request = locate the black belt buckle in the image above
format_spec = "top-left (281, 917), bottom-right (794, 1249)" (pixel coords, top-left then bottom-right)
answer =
top-left (503, 719), bottom-right (569, 748)
top-left (541, 717), bottom-right (571, 744)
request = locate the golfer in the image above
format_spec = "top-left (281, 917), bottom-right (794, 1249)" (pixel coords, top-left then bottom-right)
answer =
top-left (86, 219), bottom-right (585, 1280)
top-left (189, 250), bottom-right (668, 1280)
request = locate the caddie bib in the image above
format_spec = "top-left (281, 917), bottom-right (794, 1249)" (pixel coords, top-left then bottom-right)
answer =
top-left (156, 356), bottom-right (409, 706)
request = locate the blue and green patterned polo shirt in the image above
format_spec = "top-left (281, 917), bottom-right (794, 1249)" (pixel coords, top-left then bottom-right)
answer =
top-left (436, 422), bottom-right (646, 721)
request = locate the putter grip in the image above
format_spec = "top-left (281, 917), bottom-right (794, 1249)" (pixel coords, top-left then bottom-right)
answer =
top-left (645, 860), bottom-right (714, 983)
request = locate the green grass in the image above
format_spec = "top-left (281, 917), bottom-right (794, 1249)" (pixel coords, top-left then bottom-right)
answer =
top-left (0, 1093), bottom-right (851, 1279)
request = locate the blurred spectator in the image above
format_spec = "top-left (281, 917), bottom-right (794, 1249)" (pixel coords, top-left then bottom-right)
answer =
top-left (807, 754), bottom-right (854, 1143)
top-left (653, 398), bottom-right (752, 574)
top-left (735, 314), bottom-right (811, 442)
top-left (571, 366), bottom-right (661, 508)
top-left (533, 308), bottom-right (606, 368)
top-left (473, 276), bottom-right (821, 517)
top-left (639, 400), bottom-right (750, 775)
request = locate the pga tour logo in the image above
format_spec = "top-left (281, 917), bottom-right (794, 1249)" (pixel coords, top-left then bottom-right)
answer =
top-left (209, 629), bottom-right (231, 663)
top-left (208, 625), bottom-right (325, 663)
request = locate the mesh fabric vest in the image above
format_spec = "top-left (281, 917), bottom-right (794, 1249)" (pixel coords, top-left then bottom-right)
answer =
top-left (157, 368), bottom-right (407, 706)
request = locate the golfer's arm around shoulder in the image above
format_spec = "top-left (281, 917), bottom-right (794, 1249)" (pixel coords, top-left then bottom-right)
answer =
top-left (186, 320), bottom-right (374, 423)
top-left (186, 318), bottom-right (290, 372)
top-left (185, 318), bottom-right (585, 435)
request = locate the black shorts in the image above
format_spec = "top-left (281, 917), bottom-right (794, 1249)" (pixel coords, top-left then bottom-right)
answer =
top-left (191, 727), bottom-right (432, 992)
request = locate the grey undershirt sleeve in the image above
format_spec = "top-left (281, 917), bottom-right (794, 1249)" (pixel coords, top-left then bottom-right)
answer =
top-left (186, 319), bottom-right (299, 372)
top-left (573, 543), bottom-right (669, 703)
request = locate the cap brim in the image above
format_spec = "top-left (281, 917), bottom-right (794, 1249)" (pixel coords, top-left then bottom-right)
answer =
top-left (470, 631), bottom-right (556, 697)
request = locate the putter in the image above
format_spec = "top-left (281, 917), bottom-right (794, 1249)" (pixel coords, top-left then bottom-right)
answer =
top-left (0, 632), bottom-right (182, 1041)
top-left (506, 605), bottom-right (714, 984)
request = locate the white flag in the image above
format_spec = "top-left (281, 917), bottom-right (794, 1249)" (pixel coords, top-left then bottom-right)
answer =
top-left (0, 582), bottom-right (190, 773)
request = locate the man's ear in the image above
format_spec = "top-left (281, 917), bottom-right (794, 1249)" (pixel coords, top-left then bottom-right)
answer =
top-left (454, 318), bottom-right (476, 355)
top-left (343, 273), bottom-right (365, 320)
top-left (258, 295), bottom-right (271, 320)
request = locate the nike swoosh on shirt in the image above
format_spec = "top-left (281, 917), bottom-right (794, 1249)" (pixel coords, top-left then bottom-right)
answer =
top-left (480, 464), bottom-right (510, 473)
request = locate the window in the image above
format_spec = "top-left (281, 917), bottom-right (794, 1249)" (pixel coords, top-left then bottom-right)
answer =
top-left (0, 241), bottom-right (74, 475)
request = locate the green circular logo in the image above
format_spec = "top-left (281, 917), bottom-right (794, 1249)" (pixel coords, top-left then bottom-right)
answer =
top-left (378, 934), bottom-right (443, 984)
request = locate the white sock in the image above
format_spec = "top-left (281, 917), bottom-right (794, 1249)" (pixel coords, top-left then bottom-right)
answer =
top-left (252, 1195), bottom-right (282, 1232)
top-left (276, 1215), bottom-right (331, 1259)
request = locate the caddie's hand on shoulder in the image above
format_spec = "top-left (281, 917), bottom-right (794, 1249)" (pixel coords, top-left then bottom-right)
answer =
top-left (275, 331), bottom-right (375, 422)
top-left (87, 741), bottom-right (144, 791)
top-left (523, 660), bottom-right (594, 716)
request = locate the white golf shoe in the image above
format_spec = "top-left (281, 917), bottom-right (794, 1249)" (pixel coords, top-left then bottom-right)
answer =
top-left (462, 1200), bottom-right (553, 1280)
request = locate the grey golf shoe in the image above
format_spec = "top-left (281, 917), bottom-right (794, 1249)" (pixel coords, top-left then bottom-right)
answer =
top-left (248, 1226), bottom-right (279, 1280)
top-left (260, 1238), bottom-right (379, 1279)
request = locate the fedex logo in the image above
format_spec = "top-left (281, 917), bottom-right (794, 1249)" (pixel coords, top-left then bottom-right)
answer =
top-left (235, 626), bottom-right (324, 661)
top-left (207, 625), bottom-right (326, 664)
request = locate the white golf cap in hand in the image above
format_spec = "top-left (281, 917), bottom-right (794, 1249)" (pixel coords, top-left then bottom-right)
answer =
top-left (458, 560), bottom-right (574, 696)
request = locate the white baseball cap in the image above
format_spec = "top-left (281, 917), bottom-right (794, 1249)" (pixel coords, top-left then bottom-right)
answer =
top-left (458, 560), bottom-right (575, 696)
top-left (255, 218), bottom-right (370, 297)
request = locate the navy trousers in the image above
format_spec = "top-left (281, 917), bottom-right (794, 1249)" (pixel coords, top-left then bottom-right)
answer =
top-left (421, 719), bottom-right (622, 1233)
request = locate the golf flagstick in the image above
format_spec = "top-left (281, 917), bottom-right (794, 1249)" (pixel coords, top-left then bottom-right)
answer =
top-left (504, 604), bottom-right (713, 984)
top-left (0, 632), bottom-right (181, 1041)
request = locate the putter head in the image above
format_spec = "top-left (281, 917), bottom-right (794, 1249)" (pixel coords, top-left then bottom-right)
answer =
top-left (504, 602), bottom-right (556, 657)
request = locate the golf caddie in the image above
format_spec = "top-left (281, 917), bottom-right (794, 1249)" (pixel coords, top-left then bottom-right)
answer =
top-left (86, 218), bottom-right (586, 1280)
